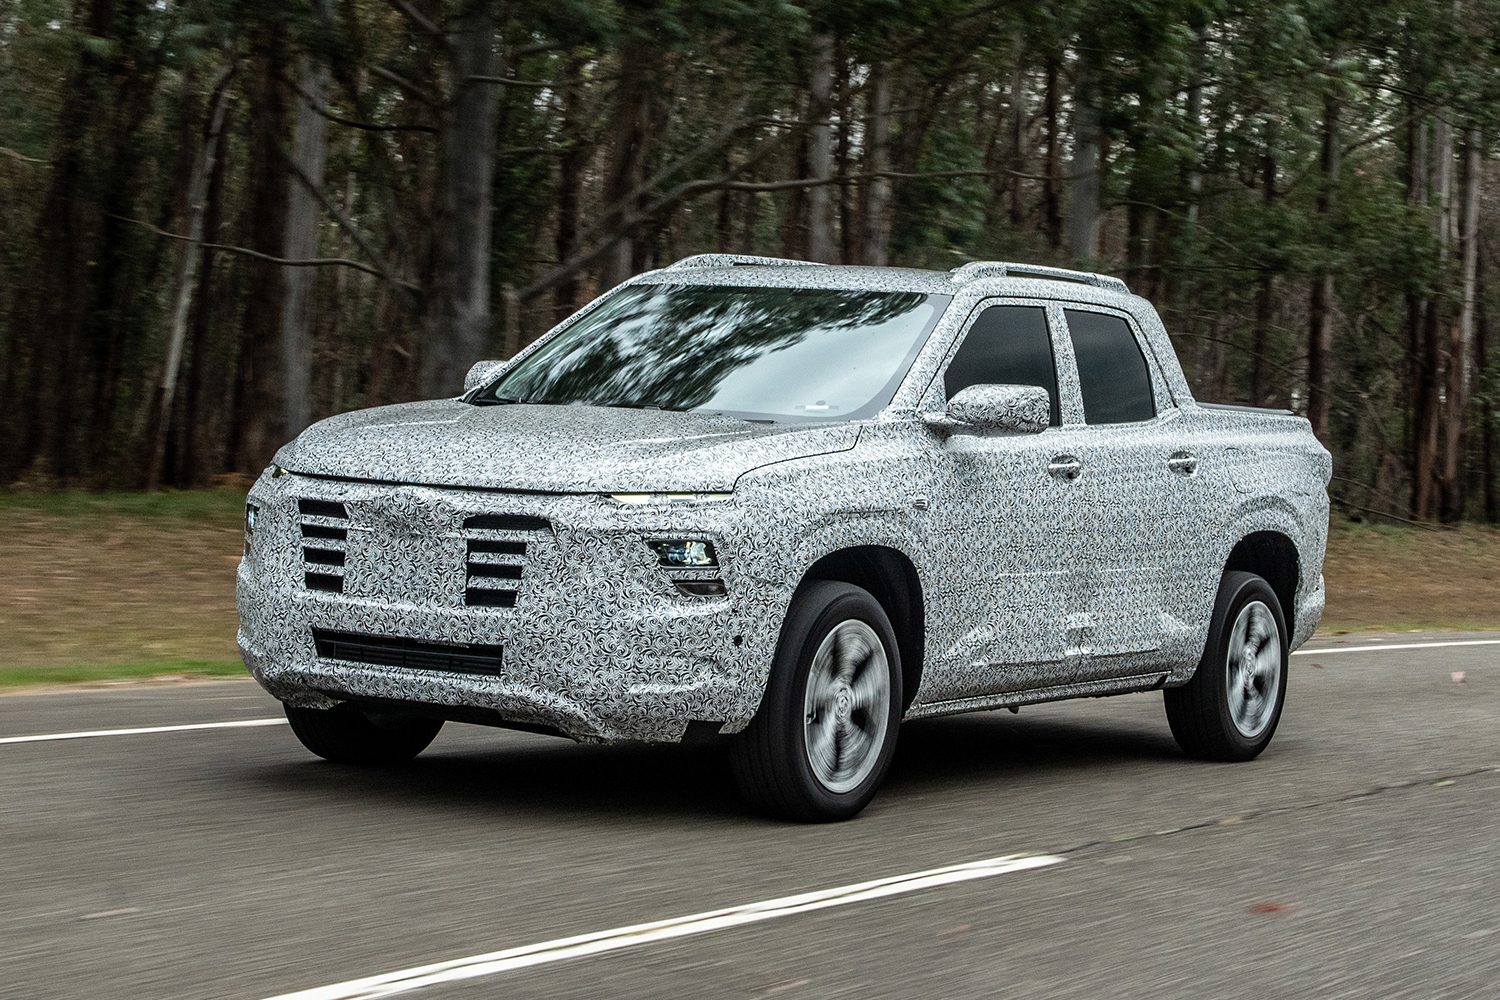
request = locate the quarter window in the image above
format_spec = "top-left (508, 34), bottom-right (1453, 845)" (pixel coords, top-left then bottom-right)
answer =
top-left (1063, 309), bottom-right (1155, 424)
top-left (943, 305), bottom-right (1060, 427)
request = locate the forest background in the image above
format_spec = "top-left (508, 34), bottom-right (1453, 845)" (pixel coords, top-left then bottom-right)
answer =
top-left (1, 0), bottom-right (1498, 527)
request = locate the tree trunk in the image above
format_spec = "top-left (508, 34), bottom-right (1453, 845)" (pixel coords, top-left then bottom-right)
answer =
top-left (777, 89), bottom-right (812, 261)
top-left (555, 53), bottom-right (588, 323)
top-left (147, 66), bottom-right (234, 489)
top-left (1068, 42), bottom-right (1100, 263)
top-left (1480, 256), bottom-right (1496, 524)
top-left (228, 25), bottom-right (291, 475)
top-left (1404, 109), bottom-right (1429, 509)
top-left (423, 3), bottom-right (501, 398)
top-left (835, 50), bottom-right (854, 264)
top-left (1251, 126), bottom-right (1276, 406)
top-left (1413, 116), bottom-right (1454, 520)
top-left (1185, 21), bottom-right (1208, 226)
top-left (1125, 202), bottom-right (1147, 292)
top-left (806, 33), bottom-right (835, 263)
top-left (1439, 129), bottom-right (1481, 520)
top-left (598, 40), bottom-right (654, 289)
top-left (862, 64), bottom-right (893, 266)
top-left (1307, 93), bottom-right (1340, 441)
top-left (178, 99), bottom-right (232, 488)
top-left (1007, 35), bottom-right (1027, 226)
top-left (1043, 58), bottom-right (1063, 251)
top-left (279, 0), bottom-right (333, 441)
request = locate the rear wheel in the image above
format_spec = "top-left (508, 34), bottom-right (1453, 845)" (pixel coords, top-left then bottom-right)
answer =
top-left (730, 581), bottom-right (902, 821)
top-left (1164, 570), bottom-right (1288, 762)
top-left (284, 704), bottom-right (443, 765)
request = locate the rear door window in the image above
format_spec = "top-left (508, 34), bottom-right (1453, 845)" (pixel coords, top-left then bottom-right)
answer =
top-left (1063, 309), bottom-right (1155, 424)
top-left (944, 305), bottom-right (1060, 427)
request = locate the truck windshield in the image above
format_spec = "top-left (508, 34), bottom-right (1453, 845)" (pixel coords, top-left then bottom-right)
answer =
top-left (472, 283), bottom-right (950, 421)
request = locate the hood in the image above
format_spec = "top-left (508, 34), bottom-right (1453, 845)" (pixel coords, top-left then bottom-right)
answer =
top-left (275, 400), bottom-right (861, 493)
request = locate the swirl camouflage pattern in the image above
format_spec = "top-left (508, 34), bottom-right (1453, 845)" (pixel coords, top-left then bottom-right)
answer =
top-left (237, 257), bottom-right (1329, 747)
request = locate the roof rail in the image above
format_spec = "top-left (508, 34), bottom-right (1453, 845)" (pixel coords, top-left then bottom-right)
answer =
top-left (949, 261), bottom-right (1129, 293)
top-left (668, 254), bottom-right (825, 269)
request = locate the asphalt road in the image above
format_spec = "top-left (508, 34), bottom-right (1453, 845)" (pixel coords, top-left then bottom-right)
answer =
top-left (2, 634), bottom-right (1497, 1000)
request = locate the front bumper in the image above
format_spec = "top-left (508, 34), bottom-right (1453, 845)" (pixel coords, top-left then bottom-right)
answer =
top-left (237, 474), bottom-right (778, 743)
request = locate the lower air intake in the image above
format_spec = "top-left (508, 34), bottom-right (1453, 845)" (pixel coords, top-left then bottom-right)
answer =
top-left (313, 629), bottom-right (504, 676)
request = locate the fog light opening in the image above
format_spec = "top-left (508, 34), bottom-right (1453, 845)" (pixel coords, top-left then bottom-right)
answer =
top-left (649, 539), bottom-right (718, 568)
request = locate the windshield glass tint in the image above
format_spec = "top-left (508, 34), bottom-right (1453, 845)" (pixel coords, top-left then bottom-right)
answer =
top-left (476, 284), bottom-right (950, 420)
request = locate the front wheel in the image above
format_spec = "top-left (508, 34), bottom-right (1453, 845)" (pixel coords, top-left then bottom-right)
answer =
top-left (730, 581), bottom-right (902, 822)
top-left (1164, 570), bottom-right (1289, 762)
top-left (284, 704), bottom-right (444, 765)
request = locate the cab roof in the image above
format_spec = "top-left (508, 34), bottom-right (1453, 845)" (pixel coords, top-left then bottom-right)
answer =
top-left (634, 254), bottom-right (1135, 302)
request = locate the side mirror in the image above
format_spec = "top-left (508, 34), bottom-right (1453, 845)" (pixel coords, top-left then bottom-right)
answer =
top-left (924, 384), bottom-right (1050, 436)
top-left (463, 359), bottom-right (507, 394)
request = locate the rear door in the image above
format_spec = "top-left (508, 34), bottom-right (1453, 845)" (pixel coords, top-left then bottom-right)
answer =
top-left (1056, 304), bottom-right (1179, 677)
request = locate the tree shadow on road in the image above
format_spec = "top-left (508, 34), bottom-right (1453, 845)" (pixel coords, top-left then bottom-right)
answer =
top-left (237, 703), bottom-right (1183, 824)
top-left (885, 710), bottom-right (1184, 796)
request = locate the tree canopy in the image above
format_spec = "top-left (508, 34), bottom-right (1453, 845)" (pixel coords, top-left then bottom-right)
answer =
top-left (0, 0), bottom-right (1496, 523)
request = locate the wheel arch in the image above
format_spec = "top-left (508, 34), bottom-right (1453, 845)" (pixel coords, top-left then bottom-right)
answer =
top-left (800, 545), bottom-right (925, 711)
top-left (1223, 530), bottom-right (1300, 638)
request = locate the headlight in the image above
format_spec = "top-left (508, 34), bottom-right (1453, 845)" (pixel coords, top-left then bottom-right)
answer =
top-left (244, 502), bottom-right (260, 556)
top-left (648, 539), bottom-right (718, 567)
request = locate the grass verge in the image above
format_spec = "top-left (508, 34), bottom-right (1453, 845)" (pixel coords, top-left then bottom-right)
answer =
top-left (2, 492), bottom-right (1497, 687)
top-left (0, 660), bottom-right (247, 689)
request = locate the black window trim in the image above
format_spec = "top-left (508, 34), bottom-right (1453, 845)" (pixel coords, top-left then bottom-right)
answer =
top-left (927, 297), bottom-right (1067, 425)
top-left (1057, 302), bottom-right (1174, 426)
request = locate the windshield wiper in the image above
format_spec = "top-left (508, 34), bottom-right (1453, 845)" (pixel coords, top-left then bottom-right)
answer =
top-left (592, 401), bottom-right (689, 412)
top-left (471, 395), bottom-right (521, 406)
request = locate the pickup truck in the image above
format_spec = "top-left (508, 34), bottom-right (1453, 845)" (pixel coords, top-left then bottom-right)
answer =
top-left (238, 255), bottom-right (1331, 821)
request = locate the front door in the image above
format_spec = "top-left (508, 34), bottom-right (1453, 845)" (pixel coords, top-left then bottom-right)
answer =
top-left (922, 303), bottom-right (1082, 702)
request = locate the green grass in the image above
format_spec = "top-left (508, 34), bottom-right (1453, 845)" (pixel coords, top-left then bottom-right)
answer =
top-left (0, 660), bottom-right (248, 689)
top-left (0, 488), bottom-right (248, 521)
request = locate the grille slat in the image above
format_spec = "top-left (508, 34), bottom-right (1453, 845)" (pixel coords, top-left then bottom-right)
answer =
top-left (300, 498), bottom-right (349, 594)
top-left (313, 628), bottom-right (503, 676)
top-left (465, 539), bottom-right (527, 556)
top-left (298, 499), bottom-right (348, 519)
top-left (466, 562), bottom-right (523, 580)
top-left (463, 513), bottom-right (550, 532)
top-left (461, 515), bottom-right (545, 608)
top-left (464, 588), bottom-right (517, 608)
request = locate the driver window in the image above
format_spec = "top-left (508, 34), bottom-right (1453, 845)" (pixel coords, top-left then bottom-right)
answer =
top-left (943, 305), bottom-right (1060, 427)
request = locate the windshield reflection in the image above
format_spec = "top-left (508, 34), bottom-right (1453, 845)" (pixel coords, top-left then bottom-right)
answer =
top-left (477, 284), bottom-right (949, 421)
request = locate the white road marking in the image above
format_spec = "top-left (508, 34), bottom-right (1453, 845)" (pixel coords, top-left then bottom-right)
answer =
top-left (1294, 639), bottom-right (1500, 656)
top-left (3, 639), bottom-right (1489, 745)
top-left (260, 853), bottom-right (1066, 1000)
top-left (0, 718), bottom-right (287, 745)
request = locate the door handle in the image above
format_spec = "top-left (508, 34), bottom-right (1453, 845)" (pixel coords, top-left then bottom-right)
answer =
top-left (1167, 451), bottom-right (1199, 476)
top-left (1048, 455), bottom-right (1083, 482)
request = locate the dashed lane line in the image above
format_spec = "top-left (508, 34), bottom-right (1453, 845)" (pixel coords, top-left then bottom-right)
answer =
top-left (0, 718), bottom-right (287, 744)
top-left (1293, 639), bottom-right (1500, 656)
top-left (258, 853), bottom-right (1067, 1000)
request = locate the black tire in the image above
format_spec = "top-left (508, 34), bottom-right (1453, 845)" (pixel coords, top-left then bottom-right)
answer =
top-left (283, 704), bottom-right (444, 765)
top-left (1165, 570), bottom-right (1289, 762)
top-left (730, 581), bottom-right (902, 822)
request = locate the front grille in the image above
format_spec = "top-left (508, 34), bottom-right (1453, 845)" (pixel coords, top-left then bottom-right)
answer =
top-left (464, 513), bottom-right (550, 532)
top-left (461, 515), bottom-right (549, 608)
top-left (313, 628), bottom-right (503, 676)
top-left (298, 498), bottom-right (348, 593)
